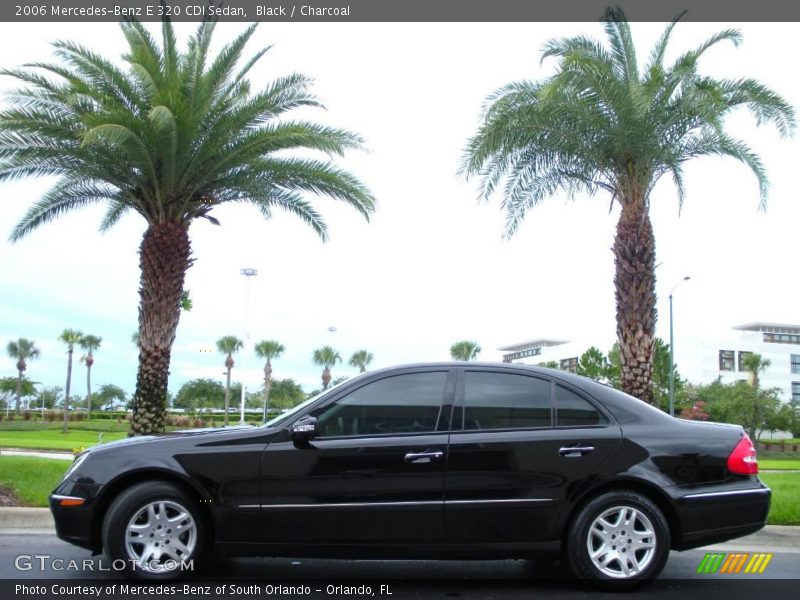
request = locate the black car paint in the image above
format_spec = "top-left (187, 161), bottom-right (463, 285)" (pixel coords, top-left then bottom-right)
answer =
top-left (50, 362), bottom-right (770, 559)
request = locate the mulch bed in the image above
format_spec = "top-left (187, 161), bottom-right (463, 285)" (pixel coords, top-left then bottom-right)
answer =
top-left (0, 484), bottom-right (20, 507)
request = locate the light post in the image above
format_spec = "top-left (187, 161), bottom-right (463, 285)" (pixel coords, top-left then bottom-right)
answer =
top-left (669, 276), bottom-right (691, 417)
top-left (240, 268), bottom-right (258, 425)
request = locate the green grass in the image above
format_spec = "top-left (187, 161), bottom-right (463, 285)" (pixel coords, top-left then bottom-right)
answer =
top-left (0, 456), bottom-right (68, 506)
top-left (0, 419), bottom-right (130, 433)
top-left (760, 473), bottom-right (800, 526)
top-left (0, 429), bottom-right (126, 451)
top-left (759, 459), bottom-right (800, 470)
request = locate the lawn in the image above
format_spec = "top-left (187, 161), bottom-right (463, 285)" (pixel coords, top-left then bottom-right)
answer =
top-left (0, 456), bottom-right (68, 505)
top-left (759, 459), bottom-right (800, 470)
top-left (759, 473), bottom-right (800, 525)
top-left (0, 457), bottom-right (797, 527)
top-left (0, 429), bottom-right (126, 451)
top-left (0, 419), bottom-right (130, 432)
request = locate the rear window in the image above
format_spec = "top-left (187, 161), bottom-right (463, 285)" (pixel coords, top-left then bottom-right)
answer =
top-left (555, 385), bottom-right (606, 427)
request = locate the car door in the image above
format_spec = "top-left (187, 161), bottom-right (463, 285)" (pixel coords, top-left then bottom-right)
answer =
top-left (445, 368), bottom-right (621, 544)
top-left (258, 368), bottom-right (455, 545)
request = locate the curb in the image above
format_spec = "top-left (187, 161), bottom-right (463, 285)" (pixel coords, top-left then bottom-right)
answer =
top-left (0, 447), bottom-right (74, 460)
top-left (0, 507), bottom-right (54, 533)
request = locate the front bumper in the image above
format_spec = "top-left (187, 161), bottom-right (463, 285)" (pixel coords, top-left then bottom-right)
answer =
top-left (49, 479), bottom-right (104, 552)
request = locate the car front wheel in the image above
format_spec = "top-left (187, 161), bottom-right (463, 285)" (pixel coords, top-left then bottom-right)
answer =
top-left (566, 491), bottom-right (670, 589)
top-left (102, 481), bottom-right (204, 579)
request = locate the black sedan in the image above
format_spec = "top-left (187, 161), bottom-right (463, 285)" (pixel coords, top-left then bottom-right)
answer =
top-left (49, 362), bottom-right (769, 588)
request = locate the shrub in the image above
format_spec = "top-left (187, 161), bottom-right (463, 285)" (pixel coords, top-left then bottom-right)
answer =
top-left (192, 419), bottom-right (203, 428)
top-left (7, 413), bottom-right (13, 422)
top-left (22, 410), bottom-right (32, 421)
top-left (44, 410), bottom-right (57, 422)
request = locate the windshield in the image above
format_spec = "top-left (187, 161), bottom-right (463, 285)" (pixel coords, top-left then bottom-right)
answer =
top-left (263, 379), bottom-right (350, 428)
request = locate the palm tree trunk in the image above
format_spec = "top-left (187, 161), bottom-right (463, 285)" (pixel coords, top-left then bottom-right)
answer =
top-left (224, 366), bottom-right (232, 427)
top-left (63, 347), bottom-right (73, 434)
top-left (86, 360), bottom-right (93, 417)
top-left (15, 363), bottom-right (23, 414)
top-left (262, 360), bottom-right (273, 423)
top-left (130, 222), bottom-right (193, 435)
top-left (322, 367), bottom-right (331, 390)
top-left (614, 199), bottom-right (657, 404)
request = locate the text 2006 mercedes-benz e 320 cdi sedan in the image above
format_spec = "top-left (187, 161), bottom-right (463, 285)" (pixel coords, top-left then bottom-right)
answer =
top-left (49, 363), bottom-right (769, 588)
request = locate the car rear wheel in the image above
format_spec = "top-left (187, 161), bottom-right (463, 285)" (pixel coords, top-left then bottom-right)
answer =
top-left (566, 491), bottom-right (670, 589)
top-left (102, 481), bottom-right (204, 579)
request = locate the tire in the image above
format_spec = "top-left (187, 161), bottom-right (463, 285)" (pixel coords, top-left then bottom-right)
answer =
top-left (102, 481), bottom-right (205, 580)
top-left (565, 491), bottom-right (670, 590)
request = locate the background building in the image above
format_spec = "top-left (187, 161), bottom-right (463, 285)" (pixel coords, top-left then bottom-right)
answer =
top-left (500, 322), bottom-right (800, 402)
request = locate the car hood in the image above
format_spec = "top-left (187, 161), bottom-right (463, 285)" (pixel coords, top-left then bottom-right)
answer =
top-left (84, 424), bottom-right (259, 455)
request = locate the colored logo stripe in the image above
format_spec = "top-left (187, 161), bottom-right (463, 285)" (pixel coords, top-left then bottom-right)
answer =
top-left (697, 552), bottom-right (726, 573)
top-left (744, 553), bottom-right (773, 574)
top-left (697, 552), bottom-right (773, 575)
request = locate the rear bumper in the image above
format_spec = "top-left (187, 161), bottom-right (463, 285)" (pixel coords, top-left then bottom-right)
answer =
top-left (672, 484), bottom-right (770, 550)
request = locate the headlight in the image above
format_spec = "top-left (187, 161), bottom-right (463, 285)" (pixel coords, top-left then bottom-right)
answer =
top-left (61, 452), bottom-right (89, 482)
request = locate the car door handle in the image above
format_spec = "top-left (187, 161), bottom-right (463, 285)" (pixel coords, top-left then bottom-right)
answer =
top-left (558, 445), bottom-right (595, 457)
top-left (404, 451), bottom-right (444, 464)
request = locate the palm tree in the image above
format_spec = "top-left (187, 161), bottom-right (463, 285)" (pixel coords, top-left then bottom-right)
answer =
top-left (1, 22), bottom-right (375, 434)
top-left (461, 8), bottom-right (794, 404)
top-left (348, 350), bottom-right (374, 373)
top-left (254, 340), bottom-right (285, 423)
top-left (79, 334), bottom-right (102, 416)
top-left (216, 336), bottom-right (243, 426)
top-left (6, 338), bottom-right (40, 413)
top-left (742, 353), bottom-right (771, 389)
top-left (58, 329), bottom-right (83, 432)
top-left (450, 341), bottom-right (482, 361)
top-left (313, 346), bottom-right (341, 390)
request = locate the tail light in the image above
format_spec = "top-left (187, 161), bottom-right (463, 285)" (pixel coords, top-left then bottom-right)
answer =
top-left (727, 433), bottom-right (758, 475)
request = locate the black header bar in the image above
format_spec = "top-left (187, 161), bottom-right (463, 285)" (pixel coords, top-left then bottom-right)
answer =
top-left (3, 1), bottom-right (800, 23)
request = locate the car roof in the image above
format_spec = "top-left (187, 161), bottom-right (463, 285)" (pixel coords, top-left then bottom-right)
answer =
top-left (362, 361), bottom-right (672, 424)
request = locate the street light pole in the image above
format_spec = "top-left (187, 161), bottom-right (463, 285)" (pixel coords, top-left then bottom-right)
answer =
top-left (240, 268), bottom-right (258, 425)
top-left (669, 276), bottom-right (690, 417)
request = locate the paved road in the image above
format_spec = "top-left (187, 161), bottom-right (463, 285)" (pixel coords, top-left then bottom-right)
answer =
top-left (0, 534), bottom-right (797, 599)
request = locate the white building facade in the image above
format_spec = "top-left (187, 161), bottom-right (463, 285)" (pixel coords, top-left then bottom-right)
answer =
top-left (500, 322), bottom-right (800, 402)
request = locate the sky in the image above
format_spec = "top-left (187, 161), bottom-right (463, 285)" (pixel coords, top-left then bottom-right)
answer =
top-left (0, 20), bottom-right (798, 398)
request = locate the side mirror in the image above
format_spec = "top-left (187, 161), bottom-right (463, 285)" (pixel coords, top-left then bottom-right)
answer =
top-left (291, 416), bottom-right (318, 445)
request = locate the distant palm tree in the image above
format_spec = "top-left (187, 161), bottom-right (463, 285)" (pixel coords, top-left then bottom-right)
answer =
top-left (58, 329), bottom-right (83, 432)
top-left (348, 350), bottom-right (374, 373)
top-left (313, 346), bottom-right (341, 390)
top-left (742, 353), bottom-right (771, 388)
top-left (2, 20), bottom-right (375, 435)
top-left (79, 334), bottom-right (102, 416)
top-left (450, 341), bottom-right (481, 361)
top-left (461, 7), bottom-right (794, 403)
top-left (254, 340), bottom-right (285, 423)
top-left (217, 336), bottom-right (244, 426)
top-left (131, 332), bottom-right (140, 348)
top-left (6, 338), bottom-right (40, 413)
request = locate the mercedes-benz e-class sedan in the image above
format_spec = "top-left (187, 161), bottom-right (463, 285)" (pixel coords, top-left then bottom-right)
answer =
top-left (49, 362), bottom-right (769, 588)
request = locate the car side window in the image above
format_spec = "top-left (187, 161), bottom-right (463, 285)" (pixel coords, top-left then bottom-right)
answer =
top-left (310, 371), bottom-right (447, 437)
top-left (555, 384), bottom-right (606, 427)
top-left (461, 372), bottom-right (552, 430)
